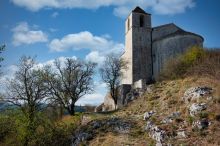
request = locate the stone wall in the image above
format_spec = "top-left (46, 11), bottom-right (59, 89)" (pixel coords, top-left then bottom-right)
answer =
top-left (121, 14), bottom-right (133, 85)
top-left (152, 34), bottom-right (203, 80)
top-left (122, 12), bottom-right (152, 85)
top-left (118, 84), bottom-right (132, 108)
top-left (132, 27), bottom-right (152, 84)
top-left (152, 24), bottom-right (179, 41)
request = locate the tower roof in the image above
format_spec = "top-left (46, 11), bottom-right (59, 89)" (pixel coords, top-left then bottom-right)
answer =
top-left (132, 6), bottom-right (151, 15)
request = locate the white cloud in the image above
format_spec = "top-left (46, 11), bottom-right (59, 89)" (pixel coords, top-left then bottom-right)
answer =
top-left (113, 6), bottom-right (132, 18)
top-left (49, 31), bottom-right (124, 53)
top-left (51, 12), bottom-right (59, 18)
top-left (153, 0), bottom-right (195, 15)
top-left (11, 0), bottom-right (196, 17)
top-left (12, 22), bottom-right (48, 46)
top-left (35, 56), bottom-right (77, 70)
top-left (49, 31), bottom-right (124, 67)
top-left (0, 65), bottom-right (18, 93)
top-left (85, 51), bottom-right (105, 65)
top-left (76, 93), bottom-right (104, 106)
top-left (76, 81), bottom-right (107, 106)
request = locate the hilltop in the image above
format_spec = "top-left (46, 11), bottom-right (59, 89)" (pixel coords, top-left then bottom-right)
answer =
top-left (72, 76), bottom-right (220, 145)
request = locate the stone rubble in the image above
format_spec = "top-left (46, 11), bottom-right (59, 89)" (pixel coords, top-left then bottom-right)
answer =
top-left (189, 103), bottom-right (207, 116)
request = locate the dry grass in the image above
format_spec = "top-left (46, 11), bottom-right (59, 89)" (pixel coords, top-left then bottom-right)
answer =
top-left (70, 76), bottom-right (219, 145)
top-left (110, 77), bottom-right (219, 145)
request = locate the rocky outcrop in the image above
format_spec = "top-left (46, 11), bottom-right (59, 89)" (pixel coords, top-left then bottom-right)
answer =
top-left (189, 103), bottom-right (207, 116)
top-left (72, 118), bottom-right (133, 146)
top-left (182, 87), bottom-right (212, 103)
top-left (145, 121), bottom-right (166, 146)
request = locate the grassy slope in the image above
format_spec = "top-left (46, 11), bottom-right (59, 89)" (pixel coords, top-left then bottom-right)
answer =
top-left (79, 77), bottom-right (220, 146)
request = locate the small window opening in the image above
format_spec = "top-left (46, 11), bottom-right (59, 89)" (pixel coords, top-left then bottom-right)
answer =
top-left (127, 18), bottom-right (130, 30)
top-left (140, 15), bottom-right (144, 27)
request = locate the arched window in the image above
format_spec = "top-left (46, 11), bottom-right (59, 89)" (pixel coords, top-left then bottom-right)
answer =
top-left (140, 15), bottom-right (144, 27)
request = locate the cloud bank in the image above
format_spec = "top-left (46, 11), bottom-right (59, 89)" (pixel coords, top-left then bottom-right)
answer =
top-left (11, 0), bottom-right (195, 17)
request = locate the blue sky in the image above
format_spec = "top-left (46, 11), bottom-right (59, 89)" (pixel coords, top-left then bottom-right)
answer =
top-left (0, 0), bottom-right (220, 105)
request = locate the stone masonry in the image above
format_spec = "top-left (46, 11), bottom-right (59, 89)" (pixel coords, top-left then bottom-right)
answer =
top-left (118, 6), bottom-right (204, 107)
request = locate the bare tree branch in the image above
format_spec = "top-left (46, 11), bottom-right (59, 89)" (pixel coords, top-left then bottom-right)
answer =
top-left (41, 58), bottom-right (96, 116)
top-left (99, 53), bottom-right (127, 109)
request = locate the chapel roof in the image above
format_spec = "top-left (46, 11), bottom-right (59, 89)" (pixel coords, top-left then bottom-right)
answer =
top-left (152, 23), bottom-right (204, 42)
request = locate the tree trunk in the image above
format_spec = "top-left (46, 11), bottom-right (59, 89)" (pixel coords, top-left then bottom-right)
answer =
top-left (69, 103), bottom-right (75, 116)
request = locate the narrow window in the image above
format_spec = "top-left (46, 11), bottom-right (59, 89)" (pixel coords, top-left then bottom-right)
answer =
top-left (140, 15), bottom-right (144, 27)
top-left (127, 18), bottom-right (130, 30)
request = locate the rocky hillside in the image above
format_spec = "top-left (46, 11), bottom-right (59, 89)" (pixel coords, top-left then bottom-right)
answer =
top-left (72, 77), bottom-right (220, 146)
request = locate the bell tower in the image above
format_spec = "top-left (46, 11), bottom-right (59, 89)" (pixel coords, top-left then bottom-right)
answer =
top-left (121, 6), bottom-right (152, 88)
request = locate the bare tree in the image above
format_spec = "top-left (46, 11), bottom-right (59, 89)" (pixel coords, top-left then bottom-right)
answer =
top-left (5, 56), bottom-right (49, 145)
top-left (99, 53), bottom-right (127, 109)
top-left (42, 58), bottom-right (96, 116)
top-left (0, 44), bottom-right (5, 74)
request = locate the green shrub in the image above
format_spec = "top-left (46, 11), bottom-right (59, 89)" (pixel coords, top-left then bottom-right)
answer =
top-left (182, 46), bottom-right (205, 65)
top-left (0, 115), bottom-right (16, 141)
top-left (160, 46), bottom-right (220, 80)
top-left (0, 109), bottom-right (78, 146)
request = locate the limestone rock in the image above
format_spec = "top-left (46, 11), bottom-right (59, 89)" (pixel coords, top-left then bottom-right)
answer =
top-left (72, 132), bottom-right (93, 146)
top-left (192, 119), bottom-right (211, 129)
top-left (72, 117), bottom-right (132, 145)
top-left (124, 89), bottom-right (141, 105)
top-left (143, 110), bottom-right (156, 120)
top-left (182, 87), bottom-right (212, 103)
top-left (145, 121), bottom-right (166, 145)
top-left (189, 103), bottom-right (207, 116)
top-left (162, 112), bottom-right (180, 124)
top-left (176, 131), bottom-right (187, 138)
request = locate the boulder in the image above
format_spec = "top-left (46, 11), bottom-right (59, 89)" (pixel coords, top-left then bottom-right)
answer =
top-left (182, 87), bottom-right (212, 103)
top-left (144, 110), bottom-right (156, 120)
top-left (189, 103), bottom-right (207, 116)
